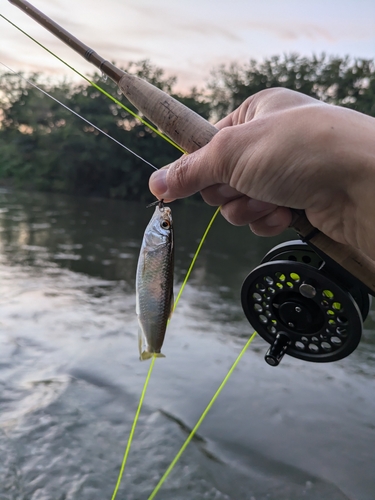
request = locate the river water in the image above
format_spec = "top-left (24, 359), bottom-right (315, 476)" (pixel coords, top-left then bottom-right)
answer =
top-left (0, 189), bottom-right (374, 500)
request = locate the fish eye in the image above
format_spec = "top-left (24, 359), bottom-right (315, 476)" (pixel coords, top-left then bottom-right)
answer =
top-left (161, 220), bottom-right (170, 229)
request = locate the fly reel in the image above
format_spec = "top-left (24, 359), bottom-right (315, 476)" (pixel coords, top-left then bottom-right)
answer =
top-left (241, 240), bottom-right (371, 366)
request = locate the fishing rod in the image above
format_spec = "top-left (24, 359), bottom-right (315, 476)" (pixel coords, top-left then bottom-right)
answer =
top-left (9, 0), bottom-right (375, 366)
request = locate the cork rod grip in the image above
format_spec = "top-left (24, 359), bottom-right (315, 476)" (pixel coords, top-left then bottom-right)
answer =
top-left (118, 74), bottom-right (218, 153)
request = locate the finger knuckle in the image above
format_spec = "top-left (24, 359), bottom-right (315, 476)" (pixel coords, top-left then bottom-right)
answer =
top-left (169, 155), bottom-right (192, 194)
top-left (206, 128), bottom-right (236, 183)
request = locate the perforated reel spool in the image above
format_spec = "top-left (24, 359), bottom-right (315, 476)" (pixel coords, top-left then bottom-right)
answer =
top-left (241, 241), bottom-right (369, 365)
top-left (260, 240), bottom-right (371, 319)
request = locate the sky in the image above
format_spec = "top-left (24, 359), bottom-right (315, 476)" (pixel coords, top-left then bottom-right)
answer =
top-left (1, 0), bottom-right (375, 92)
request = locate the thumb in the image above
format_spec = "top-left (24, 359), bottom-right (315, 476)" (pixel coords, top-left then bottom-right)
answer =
top-left (149, 136), bottom-right (228, 201)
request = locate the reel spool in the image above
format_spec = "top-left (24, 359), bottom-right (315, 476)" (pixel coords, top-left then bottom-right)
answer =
top-left (241, 241), bottom-right (371, 366)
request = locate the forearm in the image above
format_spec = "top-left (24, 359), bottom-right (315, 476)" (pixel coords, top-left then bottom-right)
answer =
top-left (345, 112), bottom-right (375, 259)
top-left (306, 105), bottom-right (375, 259)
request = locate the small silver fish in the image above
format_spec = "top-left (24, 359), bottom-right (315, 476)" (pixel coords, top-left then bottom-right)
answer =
top-left (136, 205), bottom-right (174, 360)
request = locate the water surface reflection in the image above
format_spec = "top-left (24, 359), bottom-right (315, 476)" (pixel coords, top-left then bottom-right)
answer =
top-left (0, 190), bottom-right (374, 500)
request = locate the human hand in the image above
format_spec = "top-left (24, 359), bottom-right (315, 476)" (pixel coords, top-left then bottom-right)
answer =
top-left (149, 88), bottom-right (375, 259)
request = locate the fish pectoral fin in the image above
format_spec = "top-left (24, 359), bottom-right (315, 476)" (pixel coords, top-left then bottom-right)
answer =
top-left (140, 351), bottom-right (166, 361)
top-left (138, 323), bottom-right (144, 357)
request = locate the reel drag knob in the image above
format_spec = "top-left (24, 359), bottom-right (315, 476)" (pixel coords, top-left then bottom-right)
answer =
top-left (241, 260), bottom-right (364, 365)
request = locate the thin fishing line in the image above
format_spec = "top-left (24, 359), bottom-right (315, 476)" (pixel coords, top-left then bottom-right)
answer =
top-left (0, 61), bottom-right (158, 171)
top-left (147, 331), bottom-right (258, 500)
top-left (0, 13), bottom-right (186, 154)
top-left (111, 355), bottom-right (156, 500)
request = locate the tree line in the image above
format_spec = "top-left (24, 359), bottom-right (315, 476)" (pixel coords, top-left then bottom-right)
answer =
top-left (0, 54), bottom-right (374, 201)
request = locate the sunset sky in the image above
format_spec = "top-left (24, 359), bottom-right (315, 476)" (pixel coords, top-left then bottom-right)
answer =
top-left (1, 0), bottom-right (375, 91)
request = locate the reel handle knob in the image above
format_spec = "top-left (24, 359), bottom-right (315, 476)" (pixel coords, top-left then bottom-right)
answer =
top-left (265, 332), bottom-right (291, 367)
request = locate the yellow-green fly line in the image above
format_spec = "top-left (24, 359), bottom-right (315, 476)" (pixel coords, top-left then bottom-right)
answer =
top-left (111, 355), bottom-right (156, 500)
top-left (0, 12), bottom-right (258, 500)
top-left (147, 331), bottom-right (257, 500)
top-left (173, 206), bottom-right (221, 312)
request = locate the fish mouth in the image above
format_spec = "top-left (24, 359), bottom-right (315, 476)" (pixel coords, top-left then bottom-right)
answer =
top-left (160, 206), bottom-right (173, 226)
top-left (162, 206), bottom-right (172, 217)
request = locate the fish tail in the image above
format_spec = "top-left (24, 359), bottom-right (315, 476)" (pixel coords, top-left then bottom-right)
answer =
top-left (139, 351), bottom-right (166, 361)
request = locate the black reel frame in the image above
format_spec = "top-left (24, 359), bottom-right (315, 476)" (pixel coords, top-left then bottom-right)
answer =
top-left (241, 240), bottom-right (372, 366)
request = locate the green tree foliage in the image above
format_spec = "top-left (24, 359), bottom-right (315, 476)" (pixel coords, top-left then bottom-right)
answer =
top-left (0, 61), bottom-right (209, 200)
top-left (209, 53), bottom-right (375, 119)
top-left (0, 55), bottom-right (375, 199)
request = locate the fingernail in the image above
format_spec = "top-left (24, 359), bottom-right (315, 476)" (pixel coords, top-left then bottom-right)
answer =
top-left (150, 169), bottom-right (168, 196)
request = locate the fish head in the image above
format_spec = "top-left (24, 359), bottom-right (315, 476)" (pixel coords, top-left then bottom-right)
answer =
top-left (144, 205), bottom-right (173, 248)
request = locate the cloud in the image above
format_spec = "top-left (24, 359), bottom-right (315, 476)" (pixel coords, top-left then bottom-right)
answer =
top-left (175, 22), bottom-right (242, 41)
top-left (242, 20), bottom-right (375, 42)
top-left (54, 37), bottom-right (150, 59)
top-left (243, 21), bottom-right (335, 41)
top-left (3, 0), bottom-right (375, 92)
top-left (102, 21), bottom-right (241, 47)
